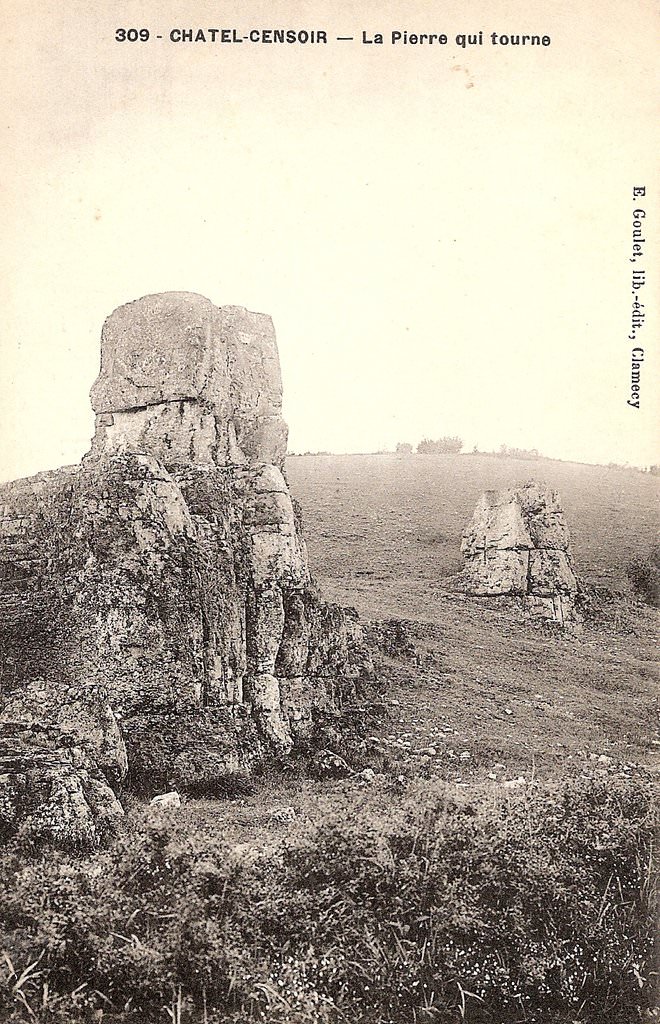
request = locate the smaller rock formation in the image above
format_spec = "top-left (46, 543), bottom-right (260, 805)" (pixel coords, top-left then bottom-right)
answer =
top-left (460, 482), bottom-right (581, 625)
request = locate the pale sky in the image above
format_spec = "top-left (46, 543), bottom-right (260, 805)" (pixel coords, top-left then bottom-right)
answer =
top-left (1, 0), bottom-right (658, 482)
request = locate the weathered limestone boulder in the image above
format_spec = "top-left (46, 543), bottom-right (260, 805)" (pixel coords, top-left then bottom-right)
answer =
top-left (0, 293), bottom-right (373, 845)
top-left (460, 482), bottom-right (581, 625)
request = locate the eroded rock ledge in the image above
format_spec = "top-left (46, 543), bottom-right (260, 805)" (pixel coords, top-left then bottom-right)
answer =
top-left (0, 293), bottom-right (372, 847)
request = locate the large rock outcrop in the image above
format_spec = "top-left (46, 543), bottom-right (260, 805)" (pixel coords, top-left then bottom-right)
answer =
top-left (0, 293), bottom-right (372, 847)
top-left (460, 482), bottom-right (581, 625)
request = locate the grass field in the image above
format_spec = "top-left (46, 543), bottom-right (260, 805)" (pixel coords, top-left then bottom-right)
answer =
top-left (283, 452), bottom-right (659, 775)
top-left (1, 453), bottom-right (658, 1023)
top-left (285, 452), bottom-right (660, 614)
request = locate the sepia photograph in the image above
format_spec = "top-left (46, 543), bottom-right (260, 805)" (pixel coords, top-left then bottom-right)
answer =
top-left (0, 2), bottom-right (658, 1021)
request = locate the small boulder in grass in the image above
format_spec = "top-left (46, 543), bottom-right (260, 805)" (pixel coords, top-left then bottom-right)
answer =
top-left (269, 805), bottom-right (296, 824)
top-left (311, 749), bottom-right (353, 779)
top-left (150, 791), bottom-right (181, 810)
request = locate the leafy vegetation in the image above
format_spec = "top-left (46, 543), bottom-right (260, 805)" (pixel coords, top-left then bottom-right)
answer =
top-left (0, 770), bottom-right (656, 1023)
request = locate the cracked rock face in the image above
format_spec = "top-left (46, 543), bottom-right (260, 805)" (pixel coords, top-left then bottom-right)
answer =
top-left (0, 293), bottom-right (373, 846)
top-left (460, 482), bottom-right (581, 625)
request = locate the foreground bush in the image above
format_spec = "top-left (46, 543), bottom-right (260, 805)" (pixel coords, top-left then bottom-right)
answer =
top-left (0, 770), bottom-right (656, 1023)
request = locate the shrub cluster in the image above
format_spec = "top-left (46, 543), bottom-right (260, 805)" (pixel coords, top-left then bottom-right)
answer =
top-left (626, 544), bottom-right (660, 608)
top-left (417, 437), bottom-right (464, 455)
top-left (0, 770), bottom-right (656, 1023)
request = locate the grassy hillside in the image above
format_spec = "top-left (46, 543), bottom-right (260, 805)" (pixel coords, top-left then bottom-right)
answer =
top-left (285, 452), bottom-right (659, 616)
top-left (1, 453), bottom-right (657, 1023)
top-left (283, 451), bottom-right (658, 774)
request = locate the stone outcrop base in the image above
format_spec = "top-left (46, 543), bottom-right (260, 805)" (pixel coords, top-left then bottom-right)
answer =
top-left (0, 454), bottom-right (372, 845)
top-left (0, 679), bottom-right (127, 849)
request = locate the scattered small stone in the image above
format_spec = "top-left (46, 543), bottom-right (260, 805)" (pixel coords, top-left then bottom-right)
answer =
top-left (150, 791), bottom-right (181, 809)
top-left (503, 776), bottom-right (526, 789)
top-left (230, 842), bottom-right (261, 862)
top-left (358, 768), bottom-right (376, 783)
